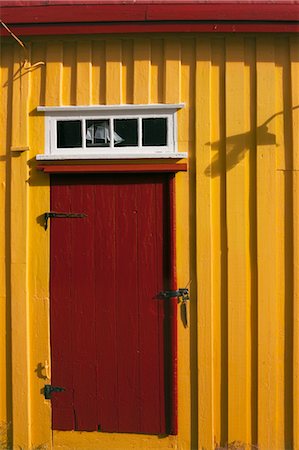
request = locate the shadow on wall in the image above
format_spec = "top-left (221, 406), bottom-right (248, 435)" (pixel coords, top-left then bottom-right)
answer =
top-left (204, 106), bottom-right (299, 177)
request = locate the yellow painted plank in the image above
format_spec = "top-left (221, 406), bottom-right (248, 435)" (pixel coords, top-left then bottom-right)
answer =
top-left (180, 39), bottom-right (195, 147)
top-left (122, 39), bottom-right (133, 104)
top-left (77, 41), bottom-right (92, 105)
top-left (45, 42), bottom-right (63, 106)
top-left (0, 62), bottom-right (5, 426)
top-left (0, 47), bottom-right (10, 298)
top-left (196, 38), bottom-right (214, 450)
top-left (106, 40), bottom-right (122, 104)
top-left (150, 39), bottom-right (163, 104)
top-left (0, 44), bottom-right (13, 448)
top-left (92, 40), bottom-right (106, 105)
top-left (62, 42), bottom-right (76, 106)
top-left (210, 37), bottom-right (227, 448)
top-left (245, 37), bottom-right (258, 447)
top-left (0, 45), bottom-right (10, 430)
top-left (133, 39), bottom-right (151, 104)
top-left (225, 37), bottom-right (251, 445)
top-left (164, 39), bottom-right (181, 104)
top-left (10, 46), bottom-right (22, 149)
top-left (30, 42), bottom-right (46, 159)
top-left (276, 37), bottom-right (294, 450)
top-left (291, 37), bottom-right (299, 450)
top-left (164, 37), bottom-right (190, 450)
top-left (11, 46), bottom-right (30, 263)
top-left (256, 37), bottom-right (283, 450)
top-left (28, 42), bottom-right (52, 449)
top-left (11, 46), bottom-right (31, 449)
top-left (179, 38), bottom-right (195, 450)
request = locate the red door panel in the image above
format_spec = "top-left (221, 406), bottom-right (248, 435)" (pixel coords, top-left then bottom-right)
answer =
top-left (50, 174), bottom-right (176, 434)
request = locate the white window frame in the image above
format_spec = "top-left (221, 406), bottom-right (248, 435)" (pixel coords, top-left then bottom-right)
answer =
top-left (36, 104), bottom-right (187, 160)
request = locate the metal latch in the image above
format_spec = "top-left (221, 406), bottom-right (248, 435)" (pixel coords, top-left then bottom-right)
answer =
top-left (159, 288), bottom-right (189, 301)
top-left (44, 212), bottom-right (87, 230)
top-left (44, 384), bottom-right (65, 400)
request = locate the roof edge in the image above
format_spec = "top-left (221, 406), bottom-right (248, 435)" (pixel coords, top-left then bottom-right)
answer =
top-left (0, 3), bottom-right (298, 35)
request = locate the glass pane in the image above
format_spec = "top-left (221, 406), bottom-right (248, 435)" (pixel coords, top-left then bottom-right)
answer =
top-left (142, 118), bottom-right (167, 146)
top-left (57, 120), bottom-right (82, 148)
top-left (114, 119), bottom-right (138, 147)
top-left (86, 120), bottom-right (110, 147)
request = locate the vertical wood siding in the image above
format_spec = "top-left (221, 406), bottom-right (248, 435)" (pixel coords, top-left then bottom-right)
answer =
top-left (0, 35), bottom-right (298, 450)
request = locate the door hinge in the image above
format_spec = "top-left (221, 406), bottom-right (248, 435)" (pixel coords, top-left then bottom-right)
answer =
top-left (159, 288), bottom-right (189, 301)
top-left (44, 384), bottom-right (65, 400)
top-left (43, 211), bottom-right (87, 230)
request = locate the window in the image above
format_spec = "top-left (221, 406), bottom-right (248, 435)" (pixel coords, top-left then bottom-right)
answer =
top-left (36, 104), bottom-right (186, 160)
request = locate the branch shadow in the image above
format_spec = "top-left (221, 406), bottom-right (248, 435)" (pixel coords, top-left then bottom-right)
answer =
top-left (204, 107), bottom-right (299, 177)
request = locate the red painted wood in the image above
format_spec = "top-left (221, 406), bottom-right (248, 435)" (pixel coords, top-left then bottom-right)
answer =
top-left (137, 180), bottom-right (165, 433)
top-left (168, 175), bottom-right (178, 434)
top-left (115, 181), bottom-right (140, 432)
top-left (37, 164), bottom-right (187, 174)
top-left (71, 182), bottom-right (98, 431)
top-left (50, 173), bottom-right (176, 434)
top-left (1, 22), bottom-right (298, 36)
top-left (0, 4), bottom-right (147, 23)
top-left (2, 0), bottom-right (297, 5)
top-left (147, 3), bottom-right (299, 21)
top-left (50, 181), bottom-right (75, 430)
top-left (94, 181), bottom-right (119, 431)
top-left (1, 3), bottom-right (298, 23)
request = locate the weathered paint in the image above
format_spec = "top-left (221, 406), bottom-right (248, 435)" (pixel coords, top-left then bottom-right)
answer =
top-left (0, 34), bottom-right (299, 450)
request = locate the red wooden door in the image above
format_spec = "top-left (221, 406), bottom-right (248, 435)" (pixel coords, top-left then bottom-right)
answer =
top-left (50, 173), bottom-right (176, 435)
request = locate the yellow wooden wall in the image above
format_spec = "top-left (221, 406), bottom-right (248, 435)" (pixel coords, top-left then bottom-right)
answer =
top-left (0, 34), bottom-right (299, 450)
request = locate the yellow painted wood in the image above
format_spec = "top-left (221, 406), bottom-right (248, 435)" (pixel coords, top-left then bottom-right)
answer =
top-left (277, 37), bottom-right (294, 450)
top-left (150, 39), bottom-right (163, 104)
top-left (54, 431), bottom-right (178, 449)
top-left (164, 39), bottom-right (181, 105)
top-left (181, 37), bottom-right (197, 450)
top-left (164, 37), bottom-right (190, 450)
top-left (134, 39), bottom-right (151, 104)
top-left (210, 37), bottom-right (227, 448)
top-left (245, 37), bottom-right (258, 447)
top-left (28, 42), bottom-right (52, 449)
top-left (62, 42), bottom-right (76, 106)
top-left (10, 45), bottom-right (31, 449)
top-left (106, 40), bottom-right (122, 104)
top-left (0, 35), bottom-right (299, 450)
top-left (91, 40), bottom-right (106, 105)
top-left (77, 41), bottom-right (92, 105)
top-left (122, 39), bottom-right (133, 104)
top-left (196, 38), bottom-right (214, 450)
top-left (0, 45), bottom-right (10, 440)
top-left (226, 37), bottom-right (251, 445)
top-left (10, 47), bottom-right (21, 149)
top-left (291, 37), bottom-right (299, 450)
top-left (45, 42), bottom-right (63, 106)
top-left (256, 37), bottom-right (283, 450)
top-left (180, 39), bottom-right (195, 148)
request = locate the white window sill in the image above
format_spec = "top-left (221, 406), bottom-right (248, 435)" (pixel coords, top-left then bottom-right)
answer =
top-left (36, 153), bottom-right (188, 160)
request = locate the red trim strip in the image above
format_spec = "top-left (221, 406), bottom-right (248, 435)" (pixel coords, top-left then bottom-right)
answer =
top-left (37, 163), bottom-right (187, 173)
top-left (1, 22), bottom-right (298, 35)
top-left (1, 4), bottom-right (298, 23)
top-left (169, 174), bottom-right (178, 435)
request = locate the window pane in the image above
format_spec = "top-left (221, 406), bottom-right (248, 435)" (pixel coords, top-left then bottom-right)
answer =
top-left (114, 119), bottom-right (138, 147)
top-left (86, 120), bottom-right (110, 147)
top-left (142, 118), bottom-right (167, 146)
top-left (57, 121), bottom-right (82, 148)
